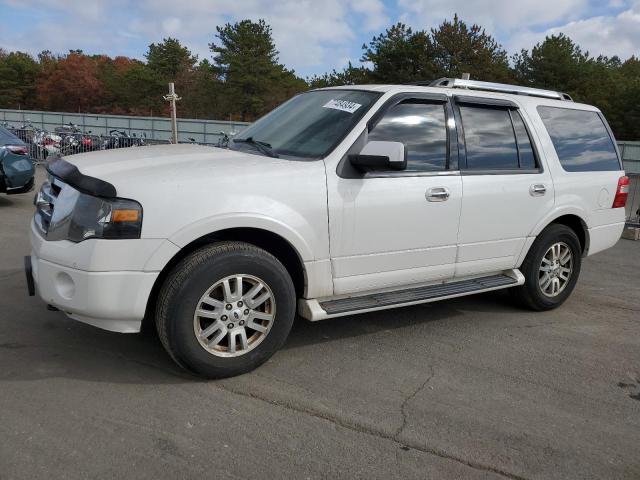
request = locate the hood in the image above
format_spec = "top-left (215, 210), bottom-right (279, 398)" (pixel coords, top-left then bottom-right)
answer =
top-left (58, 143), bottom-right (328, 244)
top-left (63, 144), bottom-right (302, 199)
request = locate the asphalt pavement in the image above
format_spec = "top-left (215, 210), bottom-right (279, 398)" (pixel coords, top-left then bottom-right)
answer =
top-left (1, 167), bottom-right (639, 479)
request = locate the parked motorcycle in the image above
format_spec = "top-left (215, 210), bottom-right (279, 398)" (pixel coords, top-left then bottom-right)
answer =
top-left (103, 130), bottom-right (146, 149)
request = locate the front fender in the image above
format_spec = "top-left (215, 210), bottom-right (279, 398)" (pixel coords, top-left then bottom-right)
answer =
top-left (168, 212), bottom-right (316, 262)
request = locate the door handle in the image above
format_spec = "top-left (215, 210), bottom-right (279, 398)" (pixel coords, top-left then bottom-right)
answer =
top-left (530, 184), bottom-right (547, 196)
top-left (426, 186), bottom-right (450, 202)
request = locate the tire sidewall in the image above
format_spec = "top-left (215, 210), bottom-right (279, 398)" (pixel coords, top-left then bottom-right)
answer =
top-left (524, 225), bottom-right (582, 309)
top-left (165, 247), bottom-right (296, 378)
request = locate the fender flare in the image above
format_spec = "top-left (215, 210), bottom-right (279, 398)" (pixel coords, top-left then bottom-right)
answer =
top-left (515, 207), bottom-right (590, 266)
top-left (529, 206), bottom-right (590, 237)
top-left (166, 213), bottom-right (314, 261)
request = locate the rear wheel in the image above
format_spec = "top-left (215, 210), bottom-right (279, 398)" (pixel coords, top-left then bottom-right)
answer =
top-left (511, 224), bottom-right (582, 311)
top-left (156, 241), bottom-right (296, 378)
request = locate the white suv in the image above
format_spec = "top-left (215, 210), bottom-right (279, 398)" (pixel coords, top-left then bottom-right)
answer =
top-left (26, 79), bottom-right (629, 378)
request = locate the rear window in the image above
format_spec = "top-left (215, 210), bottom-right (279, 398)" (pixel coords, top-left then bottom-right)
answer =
top-left (537, 106), bottom-right (620, 172)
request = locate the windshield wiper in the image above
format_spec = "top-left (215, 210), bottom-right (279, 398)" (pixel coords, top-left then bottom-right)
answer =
top-left (233, 137), bottom-right (279, 158)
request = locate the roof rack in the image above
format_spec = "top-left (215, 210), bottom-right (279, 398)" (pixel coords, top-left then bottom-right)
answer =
top-left (421, 78), bottom-right (573, 101)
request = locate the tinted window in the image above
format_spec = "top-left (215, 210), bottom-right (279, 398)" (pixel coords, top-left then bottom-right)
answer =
top-left (538, 106), bottom-right (620, 172)
top-left (460, 106), bottom-right (518, 170)
top-left (369, 102), bottom-right (447, 172)
top-left (511, 111), bottom-right (537, 169)
top-left (0, 126), bottom-right (20, 145)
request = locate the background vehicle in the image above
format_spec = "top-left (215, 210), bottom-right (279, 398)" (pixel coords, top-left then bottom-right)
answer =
top-left (0, 125), bottom-right (35, 195)
top-left (27, 79), bottom-right (628, 378)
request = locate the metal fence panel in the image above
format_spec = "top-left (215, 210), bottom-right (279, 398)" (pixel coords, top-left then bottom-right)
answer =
top-left (618, 141), bottom-right (640, 175)
top-left (0, 108), bottom-right (249, 145)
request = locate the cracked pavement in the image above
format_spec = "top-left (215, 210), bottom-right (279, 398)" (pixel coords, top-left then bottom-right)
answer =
top-left (1, 168), bottom-right (639, 479)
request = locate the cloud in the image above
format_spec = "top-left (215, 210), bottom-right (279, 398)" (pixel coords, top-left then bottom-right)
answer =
top-left (350, 0), bottom-right (389, 30)
top-left (509, 2), bottom-right (640, 59)
top-left (397, 0), bottom-right (588, 36)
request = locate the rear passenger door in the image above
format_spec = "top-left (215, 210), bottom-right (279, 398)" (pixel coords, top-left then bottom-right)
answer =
top-left (453, 96), bottom-right (554, 278)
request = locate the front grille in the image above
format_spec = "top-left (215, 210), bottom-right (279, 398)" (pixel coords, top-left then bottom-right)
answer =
top-left (34, 178), bottom-right (62, 236)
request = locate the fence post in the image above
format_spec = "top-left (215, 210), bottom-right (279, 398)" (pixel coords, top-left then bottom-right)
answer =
top-left (163, 83), bottom-right (181, 144)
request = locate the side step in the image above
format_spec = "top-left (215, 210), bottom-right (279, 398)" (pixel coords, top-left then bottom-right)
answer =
top-left (298, 270), bottom-right (524, 321)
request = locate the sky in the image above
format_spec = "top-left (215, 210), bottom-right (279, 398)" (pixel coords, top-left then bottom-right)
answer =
top-left (1, 0), bottom-right (639, 78)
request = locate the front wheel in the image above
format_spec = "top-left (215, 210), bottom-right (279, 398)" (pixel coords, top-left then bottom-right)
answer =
top-left (156, 242), bottom-right (296, 378)
top-left (511, 224), bottom-right (582, 311)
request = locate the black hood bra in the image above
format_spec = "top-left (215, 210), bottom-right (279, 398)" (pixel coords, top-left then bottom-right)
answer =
top-left (46, 157), bottom-right (117, 198)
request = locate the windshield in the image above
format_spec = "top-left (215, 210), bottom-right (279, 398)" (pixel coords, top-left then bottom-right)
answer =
top-left (230, 89), bottom-right (381, 159)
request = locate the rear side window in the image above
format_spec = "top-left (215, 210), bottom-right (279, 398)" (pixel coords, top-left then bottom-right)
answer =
top-left (368, 101), bottom-right (447, 172)
top-left (459, 106), bottom-right (537, 170)
top-left (0, 127), bottom-right (17, 145)
top-left (537, 106), bottom-right (620, 172)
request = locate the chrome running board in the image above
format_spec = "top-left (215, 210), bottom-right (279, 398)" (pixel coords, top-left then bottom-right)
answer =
top-left (298, 269), bottom-right (524, 321)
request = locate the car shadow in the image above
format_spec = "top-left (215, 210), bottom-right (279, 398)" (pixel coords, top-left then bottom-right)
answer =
top-left (0, 196), bottom-right (15, 207)
top-left (1, 287), bottom-right (520, 386)
top-left (285, 289), bottom-right (521, 350)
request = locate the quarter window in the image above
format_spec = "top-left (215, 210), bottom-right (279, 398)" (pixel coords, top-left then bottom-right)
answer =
top-left (511, 111), bottom-right (536, 169)
top-left (368, 101), bottom-right (447, 172)
top-left (537, 106), bottom-right (620, 172)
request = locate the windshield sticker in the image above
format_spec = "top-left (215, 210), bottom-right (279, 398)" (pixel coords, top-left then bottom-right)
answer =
top-left (322, 99), bottom-right (362, 114)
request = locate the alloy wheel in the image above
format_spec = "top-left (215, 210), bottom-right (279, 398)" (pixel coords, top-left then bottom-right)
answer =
top-left (538, 241), bottom-right (573, 297)
top-left (193, 274), bottom-right (275, 357)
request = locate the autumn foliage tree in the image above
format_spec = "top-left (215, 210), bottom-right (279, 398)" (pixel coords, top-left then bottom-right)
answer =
top-left (36, 52), bottom-right (103, 112)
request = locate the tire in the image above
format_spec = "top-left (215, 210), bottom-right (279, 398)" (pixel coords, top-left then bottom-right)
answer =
top-left (156, 241), bottom-right (296, 378)
top-left (511, 224), bottom-right (582, 311)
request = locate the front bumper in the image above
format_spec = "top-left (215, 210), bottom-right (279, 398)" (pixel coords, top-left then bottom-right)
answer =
top-left (5, 176), bottom-right (35, 194)
top-left (27, 253), bottom-right (158, 333)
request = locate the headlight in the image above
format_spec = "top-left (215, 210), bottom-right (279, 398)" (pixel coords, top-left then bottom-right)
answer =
top-left (35, 180), bottom-right (143, 242)
top-left (67, 195), bottom-right (143, 241)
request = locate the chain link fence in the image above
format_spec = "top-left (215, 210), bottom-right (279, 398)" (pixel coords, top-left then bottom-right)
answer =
top-left (0, 108), bottom-right (249, 162)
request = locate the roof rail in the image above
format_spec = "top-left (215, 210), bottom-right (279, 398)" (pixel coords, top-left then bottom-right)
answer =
top-left (425, 78), bottom-right (573, 101)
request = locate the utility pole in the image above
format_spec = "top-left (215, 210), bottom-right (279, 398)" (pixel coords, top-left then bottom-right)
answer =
top-left (163, 83), bottom-right (181, 144)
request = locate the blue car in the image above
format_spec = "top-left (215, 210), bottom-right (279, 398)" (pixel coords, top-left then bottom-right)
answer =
top-left (0, 125), bottom-right (35, 194)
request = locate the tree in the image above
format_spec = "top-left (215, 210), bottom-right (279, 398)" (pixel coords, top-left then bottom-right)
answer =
top-left (511, 34), bottom-right (639, 138)
top-left (430, 14), bottom-right (511, 82)
top-left (210, 19), bottom-right (303, 120)
top-left (512, 34), bottom-right (589, 92)
top-left (609, 56), bottom-right (640, 140)
top-left (361, 23), bottom-right (434, 83)
top-left (145, 37), bottom-right (197, 80)
top-left (0, 51), bottom-right (41, 109)
top-left (36, 52), bottom-right (103, 112)
top-left (98, 56), bottom-right (166, 115)
top-left (308, 62), bottom-right (370, 88)
top-left (179, 59), bottom-right (224, 119)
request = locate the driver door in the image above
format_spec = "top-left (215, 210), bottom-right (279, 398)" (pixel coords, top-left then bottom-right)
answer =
top-left (327, 94), bottom-right (462, 295)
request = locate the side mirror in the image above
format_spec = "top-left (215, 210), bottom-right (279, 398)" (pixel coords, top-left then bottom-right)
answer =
top-left (349, 141), bottom-right (407, 172)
